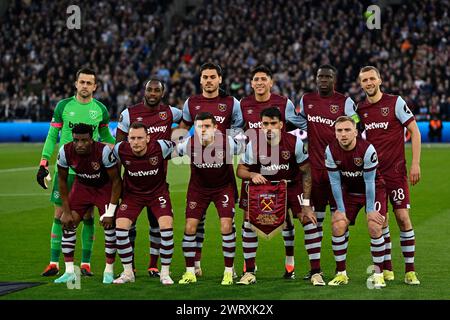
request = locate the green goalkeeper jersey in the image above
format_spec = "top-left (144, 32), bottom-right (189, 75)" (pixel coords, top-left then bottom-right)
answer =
top-left (41, 95), bottom-right (116, 174)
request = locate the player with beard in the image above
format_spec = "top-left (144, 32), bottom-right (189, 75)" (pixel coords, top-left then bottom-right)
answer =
top-left (37, 68), bottom-right (115, 278)
top-left (179, 62), bottom-right (244, 277)
top-left (239, 65), bottom-right (314, 282)
top-left (116, 79), bottom-right (182, 278)
top-left (357, 66), bottom-right (421, 285)
top-left (297, 64), bottom-right (359, 285)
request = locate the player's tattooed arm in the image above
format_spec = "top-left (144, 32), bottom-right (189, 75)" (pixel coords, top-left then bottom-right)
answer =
top-left (298, 162), bottom-right (312, 200)
top-left (298, 162), bottom-right (316, 224)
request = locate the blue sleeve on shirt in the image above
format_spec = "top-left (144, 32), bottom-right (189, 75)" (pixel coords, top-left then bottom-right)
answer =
top-left (241, 141), bottom-right (254, 165)
top-left (113, 142), bottom-right (122, 162)
top-left (182, 98), bottom-right (192, 123)
top-left (363, 170), bottom-right (376, 212)
top-left (328, 170), bottom-right (345, 213)
top-left (297, 96), bottom-right (308, 130)
top-left (170, 106), bottom-right (183, 123)
top-left (158, 139), bottom-right (175, 159)
top-left (395, 96), bottom-right (414, 125)
top-left (231, 97), bottom-right (244, 129)
top-left (57, 146), bottom-right (68, 168)
top-left (117, 108), bottom-right (130, 133)
top-left (102, 145), bottom-right (117, 168)
top-left (176, 136), bottom-right (190, 157)
top-left (294, 135), bottom-right (309, 164)
top-left (286, 99), bottom-right (305, 129)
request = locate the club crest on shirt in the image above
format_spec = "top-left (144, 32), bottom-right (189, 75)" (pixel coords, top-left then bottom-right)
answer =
top-left (91, 162), bottom-right (100, 170)
top-left (125, 160), bottom-right (131, 165)
top-left (120, 204), bottom-right (128, 211)
top-left (150, 156), bottom-right (158, 166)
top-left (189, 201), bottom-right (197, 210)
top-left (247, 109), bottom-right (253, 114)
top-left (136, 117), bottom-right (143, 122)
top-left (216, 150), bottom-right (225, 159)
top-left (363, 113), bottom-right (368, 118)
top-left (381, 107), bottom-right (390, 117)
top-left (195, 105), bottom-right (201, 110)
top-left (259, 194), bottom-right (276, 212)
top-left (89, 110), bottom-right (98, 119)
top-left (218, 103), bottom-right (227, 112)
top-left (330, 104), bottom-right (339, 114)
top-left (308, 104), bottom-right (314, 109)
top-left (354, 157), bottom-right (363, 166)
top-left (159, 111), bottom-right (168, 120)
top-left (281, 150), bottom-right (290, 160)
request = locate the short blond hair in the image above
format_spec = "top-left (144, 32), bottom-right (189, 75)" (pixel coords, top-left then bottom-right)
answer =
top-left (335, 116), bottom-right (356, 127)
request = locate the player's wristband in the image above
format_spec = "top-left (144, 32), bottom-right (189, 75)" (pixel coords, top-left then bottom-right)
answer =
top-left (302, 199), bottom-right (310, 206)
top-left (105, 203), bottom-right (117, 217)
top-left (40, 159), bottom-right (49, 167)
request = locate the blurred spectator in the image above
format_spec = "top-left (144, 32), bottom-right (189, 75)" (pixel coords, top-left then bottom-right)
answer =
top-left (429, 113), bottom-right (443, 142)
top-left (0, 0), bottom-right (448, 122)
top-left (0, 0), bottom-right (170, 120)
top-left (152, 0), bottom-right (449, 119)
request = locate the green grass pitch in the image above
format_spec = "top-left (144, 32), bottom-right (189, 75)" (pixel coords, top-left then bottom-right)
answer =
top-left (0, 143), bottom-right (449, 300)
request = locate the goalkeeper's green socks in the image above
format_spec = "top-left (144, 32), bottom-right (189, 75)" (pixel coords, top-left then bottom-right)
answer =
top-left (81, 217), bottom-right (95, 264)
top-left (50, 218), bottom-right (62, 264)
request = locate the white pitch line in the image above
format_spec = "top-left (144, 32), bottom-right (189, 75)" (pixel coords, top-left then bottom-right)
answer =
top-left (0, 166), bottom-right (55, 173)
top-left (0, 166), bottom-right (36, 173)
top-left (0, 192), bottom-right (50, 196)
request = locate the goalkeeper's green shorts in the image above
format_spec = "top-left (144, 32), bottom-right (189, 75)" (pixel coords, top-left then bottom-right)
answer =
top-left (50, 171), bottom-right (75, 206)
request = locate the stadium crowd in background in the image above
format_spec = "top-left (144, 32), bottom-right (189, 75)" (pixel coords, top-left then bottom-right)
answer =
top-left (0, 0), bottom-right (169, 121)
top-left (0, 0), bottom-right (449, 122)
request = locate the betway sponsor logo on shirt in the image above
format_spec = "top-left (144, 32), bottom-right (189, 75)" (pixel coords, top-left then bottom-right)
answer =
top-left (261, 163), bottom-right (290, 173)
top-left (365, 122), bottom-right (389, 130)
top-left (128, 169), bottom-right (159, 176)
top-left (193, 162), bottom-right (224, 169)
top-left (341, 171), bottom-right (363, 178)
top-left (77, 172), bottom-right (101, 179)
top-left (214, 116), bottom-right (225, 123)
top-left (248, 122), bottom-right (262, 129)
top-left (148, 126), bottom-right (167, 134)
top-left (307, 114), bottom-right (335, 126)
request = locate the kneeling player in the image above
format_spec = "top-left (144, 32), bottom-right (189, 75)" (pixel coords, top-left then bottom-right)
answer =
top-left (54, 124), bottom-right (121, 285)
top-left (111, 122), bottom-right (176, 285)
top-left (325, 116), bottom-right (387, 288)
top-left (177, 112), bottom-right (244, 285)
top-left (236, 107), bottom-right (316, 285)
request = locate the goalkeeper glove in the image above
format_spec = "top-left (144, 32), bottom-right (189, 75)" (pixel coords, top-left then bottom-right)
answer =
top-left (37, 159), bottom-right (51, 189)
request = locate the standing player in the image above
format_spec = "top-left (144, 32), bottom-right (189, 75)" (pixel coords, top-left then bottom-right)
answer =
top-left (357, 66), bottom-right (421, 285)
top-left (112, 122), bottom-right (175, 285)
top-left (36, 68), bottom-right (115, 277)
top-left (297, 64), bottom-right (359, 284)
top-left (239, 65), bottom-right (314, 281)
top-left (177, 112), bottom-right (244, 286)
top-left (116, 79), bottom-right (182, 278)
top-left (236, 107), bottom-right (315, 285)
top-left (179, 62), bottom-right (244, 276)
top-left (53, 124), bottom-right (121, 284)
top-left (325, 116), bottom-right (387, 288)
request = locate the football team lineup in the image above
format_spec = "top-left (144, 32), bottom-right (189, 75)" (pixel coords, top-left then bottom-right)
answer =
top-left (1, 63), bottom-right (449, 301)
top-left (34, 64), bottom-right (421, 289)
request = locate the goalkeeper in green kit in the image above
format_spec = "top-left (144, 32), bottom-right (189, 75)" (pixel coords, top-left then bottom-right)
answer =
top-left (37, 68), bottom-right (115, 277)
